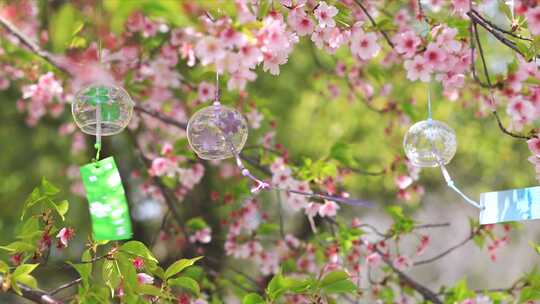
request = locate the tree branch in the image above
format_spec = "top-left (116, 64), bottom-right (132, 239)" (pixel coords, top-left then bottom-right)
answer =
top-left (374, 248), bottom-right (442, 304)
top-left (350, 0), bottom-right (395, 49)
top-left (0, 16), bottom-right (69, 75)
top-left (0, 275), bottom-right (63, 304)
top-left (48, 278), bottom-right (82, 295)
top-left (413, 231), bottom-right (475, 266)
top-left (470, 18), bottom-right (534, 140)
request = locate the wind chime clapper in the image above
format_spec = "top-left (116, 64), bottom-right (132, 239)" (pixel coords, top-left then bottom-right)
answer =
top-left (403, 84), bottom-right (540, 225)
top-left (186, 72), bottom-right (372, 208)
top-left (72, 81), bottom-right (135, 241)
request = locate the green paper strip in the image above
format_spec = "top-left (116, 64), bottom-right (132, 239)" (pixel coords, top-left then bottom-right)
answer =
top-left (80, 157), bottom-right (133, 241)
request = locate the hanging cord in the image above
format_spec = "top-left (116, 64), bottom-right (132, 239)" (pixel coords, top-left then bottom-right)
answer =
top-left (93, 5), bottom-right (104, 164)
top-left (426, 83), bottom-right (483, 209)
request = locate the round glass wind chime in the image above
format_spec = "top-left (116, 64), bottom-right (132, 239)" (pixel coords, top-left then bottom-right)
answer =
top-left (403, 84), bottom-right (540, 225)
top-left (186, 72), bottom-right (371, 207)
top-left (71, 48), bottom-right (135, 241)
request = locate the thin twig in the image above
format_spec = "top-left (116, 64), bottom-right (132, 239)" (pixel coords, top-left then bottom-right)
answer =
top-left (374, 248), bottom-right (442, 304)
top-left (0, 16), bottom-right (69, 75)
top-left (49, 278), bottom-right (82, 295)
top-left (0, 275), bottom-right (63, 304)
top-left (413, 232), bottom-right (475, 266)
top-left (350, 0), bottom-right (395, 49)
top-left (471, 20), bottom-right (533, 140)
top-left (469, 9), bottom-right (532, 42)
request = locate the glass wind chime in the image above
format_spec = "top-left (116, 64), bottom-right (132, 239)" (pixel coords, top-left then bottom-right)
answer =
top-left (187, 72), bottom-right (371, 207)
top-left (72, 82), bottom-right (134, 241)
top-left (403, 84), bottom-right (540, 225)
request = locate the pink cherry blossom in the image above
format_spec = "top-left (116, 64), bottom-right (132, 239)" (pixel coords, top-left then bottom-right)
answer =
top-left (195, 36), bottom-right (226, 65)
top-left (350, 30), bottom-right (380, 60)
top-left (452, 0), bottom-right (469, 14)
top-left (288, 8), bottom-right (315, 36)
top-left (527, 138), bottom-right (540, 157)
top-left (314, 1), bottom-right (338, 28)
top-left (366, 252), bottom-right (381, 266)
top-left (526, 6), bottom-right (540, 35)
top-left (149, 157), bottom-right (176, 177)
top-left (238, 42), bottom-right (263, 69)
top-left (198, 81), bottom-right (215, 102)
top-left (394, 31), bottom-right (421, 58)
top-left (423, 43), bottom-right (447, 70)
top-left (435, 27), bottom-right (461, 53)
top-left (136, 273), bottom-right (154, 285)
top-left (189, 227), bottom-right (212, 244)
top-left (227, 68), bottom-right (257, 91)
top-left (318, 200), bottom-right (340, 217)
top-left (395, 175), bottom-right (413, 190)
top-left (404, 55), bottom-right (431, 82)
top-left (132, 257), bottom-right (144, 270)
top-left (56, 227), bottom-right (74, 248)
top-left (393, 255), bottom-right (412, 271)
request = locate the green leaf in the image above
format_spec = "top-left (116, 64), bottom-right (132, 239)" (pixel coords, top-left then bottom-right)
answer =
top-left (329, 142), bottom-right (358, 167)
top-left (48, 199), bottom-right (69, 221)
top-left (168, 276), bottom-right (200, 296)
top-left (319, 270), bottom-right (357, 294)
top-left (266, 273), bottom-right (285, 301)
top-left (21, 188), bottom-right (43, 220)
top-left (12, 264), bottom-right (39, 279)
top-left (137, 284), bottom-right (163, 296)
top-left (529, 241), bottom-right (540, 256)
top-left (0, 241), bottom-right (35, 253)
top-left (165, 256), bottom-right (203, 279)
top-left (119, 241), bottom-right (158, 263)
top-left (15, 274), bottom-right (38, 289)
top-left (186, 217), bottom-right (208, 231)
top-left (67, 250), bottom-right (92, 288)
top-left (49, 4), bottom-right (79, 52)
top-left (40, 178), bottom-right (60, 196)
top-left (519, 286), bottom-right (540, 302)
top-left (242, 293), bottom-right (265, 304)
top-left (0, 260), bottom-right (9, 273)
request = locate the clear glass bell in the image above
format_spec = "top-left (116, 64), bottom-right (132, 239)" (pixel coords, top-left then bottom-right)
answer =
top-left (187, 104), bottom-right (248, 160)
top-left (403, 119), bottom-right (457, 168)
top-left (72, 84), bottom-right (134, 136)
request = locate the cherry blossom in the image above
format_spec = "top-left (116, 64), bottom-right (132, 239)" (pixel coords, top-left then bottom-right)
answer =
top-left (393, 31), bottom-right (421, 58)
top-left (404, 55), bottom-right (432, 82)
top-left (526, 6), bottom-right (540, 35)
top-left (288, 8), bottom-right (315, 36)
top-left (314, 1), bottom-right (338, 28)
top-left (189, 227), bottom-right (212, 244)
top-left (198, 81), bottom-right (215, 102)
top-left (527, 138), bottom-right (540, 157)
top-left (136, 273), bottom-right (154, 285)
top-left (423, 43), bottom-right (447, 71)
top-left (132, 257), bottom-right (144, 270)
top-left (195, 36), bottom-right (226, 66)
top-left (318, 200), bottom-right (340, 217)
top-left (56, 227), bottom-right (74, 248)
top-left (350, 29), bottom-right (380, 60)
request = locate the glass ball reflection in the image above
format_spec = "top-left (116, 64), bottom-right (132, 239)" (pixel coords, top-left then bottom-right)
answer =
top-left (72, 84), bottom-right (134, 136)
top-left (403, 119), bottom-right (457, 168)
top-left (187, 104), bottom-right (248, 160)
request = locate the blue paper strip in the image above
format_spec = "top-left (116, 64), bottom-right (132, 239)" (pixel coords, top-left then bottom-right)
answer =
top-left (480, 186), bottom-right (540, 224)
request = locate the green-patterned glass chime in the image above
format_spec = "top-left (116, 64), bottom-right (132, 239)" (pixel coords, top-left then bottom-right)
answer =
top-left (72, 83), bottom-right (134, 240)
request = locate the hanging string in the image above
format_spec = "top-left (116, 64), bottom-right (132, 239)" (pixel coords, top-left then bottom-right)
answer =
top-left (425, 83), bottom-right (483, 209)
top-left (214, 70), bottom-right (221, 106)
top-left (93, 4), bottom-right (104, 163)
